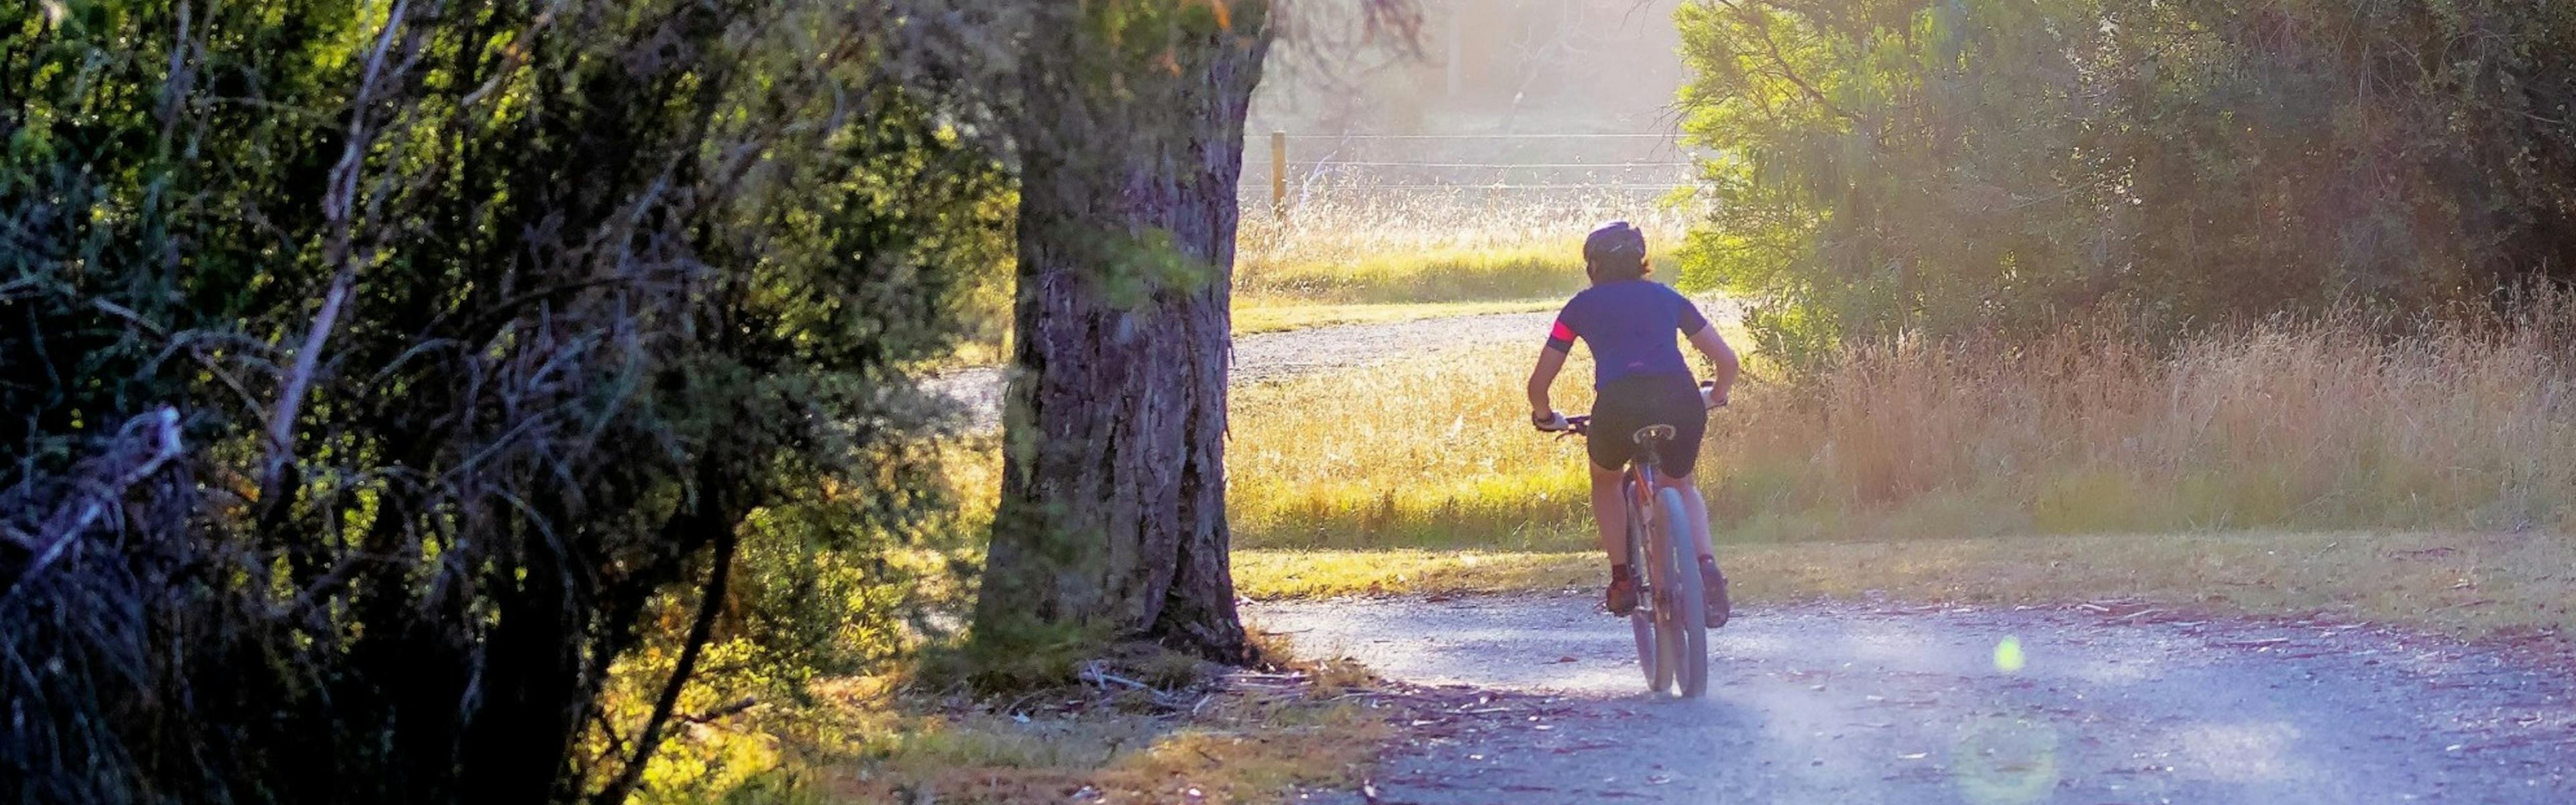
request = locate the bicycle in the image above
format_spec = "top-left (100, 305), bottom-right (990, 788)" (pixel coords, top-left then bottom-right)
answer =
top-left (1545, 380), bottom-right (1721, 698)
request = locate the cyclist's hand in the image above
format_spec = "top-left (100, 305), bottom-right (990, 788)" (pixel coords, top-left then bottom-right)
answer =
top-left (1700, 380), bottom-right (1729, 409)
top-left (1532, 411), bottom-right (1570, 432)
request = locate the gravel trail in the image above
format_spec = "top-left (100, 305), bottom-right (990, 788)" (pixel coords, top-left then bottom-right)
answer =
top-left (1250, 594), bottom-right (2576, 804)
top-left (922, 310), bottom-right (1555, 429)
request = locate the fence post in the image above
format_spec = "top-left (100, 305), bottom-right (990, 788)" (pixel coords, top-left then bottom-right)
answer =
top-left (1270, 129), bottom-right (1287, 219)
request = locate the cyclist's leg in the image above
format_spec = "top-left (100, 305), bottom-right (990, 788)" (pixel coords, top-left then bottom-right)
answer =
top-left (1650, 390), bottom-right (1731, 625)
top-left (1645, 377), bottom-right (1715, 559)
top-left (1591, 460), bottom-right (1643, 613)
top-left (1653, 470), bottom-right (1730, 625)
top-left (1590, 461), bottom-right (1627, 559)
top-left (1650, 472), bottom-right (1715, 558)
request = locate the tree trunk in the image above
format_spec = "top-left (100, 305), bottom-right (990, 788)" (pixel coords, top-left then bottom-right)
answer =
top-left (977, 5), bottom-right (1273, 661)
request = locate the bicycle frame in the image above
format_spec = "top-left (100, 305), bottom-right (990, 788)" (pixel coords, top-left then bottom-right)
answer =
top-left (1555, 413), bottom-right (1686, 616)
top-left (1621, 439), bottom-right (1670, 614)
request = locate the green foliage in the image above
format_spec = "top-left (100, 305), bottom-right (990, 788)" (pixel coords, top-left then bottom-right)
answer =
top-left (1674, 0), bottom-right (2576, 364)
top-left (0, 0), bottom-right (1009, 802)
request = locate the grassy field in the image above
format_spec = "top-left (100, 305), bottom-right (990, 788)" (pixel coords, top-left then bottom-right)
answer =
top-left (1230, 313), bottom-right (2576, 551)
top-left (1236, 193), bottom-right (1691, 305)
top-left (1224, 305), bottom-right (2576, 635)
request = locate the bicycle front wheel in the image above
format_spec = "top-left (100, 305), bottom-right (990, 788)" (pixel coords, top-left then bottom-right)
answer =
top-left (1624, 490), bottom-right (1670, 693)
top-left (1657, 487), bottom-right (1709, 698)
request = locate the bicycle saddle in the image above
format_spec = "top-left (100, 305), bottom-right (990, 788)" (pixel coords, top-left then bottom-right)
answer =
top-left (1632, 424), bottom-right (1678, 445)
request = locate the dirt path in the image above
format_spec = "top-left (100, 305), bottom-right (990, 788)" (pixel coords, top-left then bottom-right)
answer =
top-left (1251, 594), bottom-right (2576, 804)
top-left (923, 310), bottom-right (1556, 429)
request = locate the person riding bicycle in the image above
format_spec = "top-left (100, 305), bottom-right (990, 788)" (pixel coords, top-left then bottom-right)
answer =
top-left (1526, 221), bottom-right (1740, 626)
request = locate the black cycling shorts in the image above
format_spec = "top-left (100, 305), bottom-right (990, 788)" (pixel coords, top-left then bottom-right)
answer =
top-left (1587, 373), bottom-right (1707, 476)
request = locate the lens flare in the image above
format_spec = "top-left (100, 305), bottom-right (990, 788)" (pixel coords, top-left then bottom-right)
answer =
top-left (1952, 714), bottom-right (2061, 805)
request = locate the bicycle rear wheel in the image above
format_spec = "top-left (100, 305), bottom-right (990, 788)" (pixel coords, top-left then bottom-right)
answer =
top-left (1657, 488), bottom-right (1709, 698)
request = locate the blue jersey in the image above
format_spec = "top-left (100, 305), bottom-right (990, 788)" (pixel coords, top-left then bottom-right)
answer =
top-left (1544, 280), bottom-right (1711, 389)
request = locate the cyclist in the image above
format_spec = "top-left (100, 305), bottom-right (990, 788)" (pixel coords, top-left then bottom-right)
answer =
top-left (1526, 221), bottom-right (1741, 626)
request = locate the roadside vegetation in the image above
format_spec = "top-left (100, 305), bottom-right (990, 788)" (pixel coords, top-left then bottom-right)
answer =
top-left (1236, 302), bottom-right (2576, 551)
top-left (1226, 298), bottom-right (2576, 637)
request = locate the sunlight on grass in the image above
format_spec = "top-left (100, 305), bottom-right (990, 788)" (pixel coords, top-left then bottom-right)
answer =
top-left (1238, 530), bottom-right (2576, 636)
top-left (1230, 311), bottom-right (2576, 551)
top-left (1221, 320), bottom-right (1729, 553)
top-left (1237, 193), bottom-right (1692, 305)
top-left (1227, 341), bottom-right (1605, 551)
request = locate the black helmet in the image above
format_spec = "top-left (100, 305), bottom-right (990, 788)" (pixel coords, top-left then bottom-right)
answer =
top-left (1584, 221), bottom-right (1648, 277)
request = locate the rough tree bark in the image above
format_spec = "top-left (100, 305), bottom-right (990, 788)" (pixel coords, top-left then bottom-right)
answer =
top-left (977, 3), bottom-right (1274, 661)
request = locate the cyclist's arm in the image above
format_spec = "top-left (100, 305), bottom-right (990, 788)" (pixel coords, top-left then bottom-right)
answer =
top-left (1529, 317), bottom-right (1578, 418)
top-left (1527, 343), bottom-right (1570, 420)
top-left (1686, 323), bottom-right (1740, 405)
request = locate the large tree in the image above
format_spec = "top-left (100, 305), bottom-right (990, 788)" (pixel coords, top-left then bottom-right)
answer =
top-left (975, 1), bottom-right (1279, 660)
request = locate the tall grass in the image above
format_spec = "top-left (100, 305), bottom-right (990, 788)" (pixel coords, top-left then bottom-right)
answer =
top-left (1236, 192), bottom-right (1693, 305)
top-left (1228, 304), bottom-right (2576, 550)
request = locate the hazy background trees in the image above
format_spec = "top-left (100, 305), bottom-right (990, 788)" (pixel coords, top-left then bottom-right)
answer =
top-left (1675, 0), bottom-right (2576, 366)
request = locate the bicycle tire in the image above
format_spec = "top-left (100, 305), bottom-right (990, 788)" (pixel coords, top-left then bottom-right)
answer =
top-left (1629, 611), bottom-right (1658, 690)
top-left (1658, 488), bottom-right (1709, 698)
top-left (1625, 486), bottom-right (1674, 694)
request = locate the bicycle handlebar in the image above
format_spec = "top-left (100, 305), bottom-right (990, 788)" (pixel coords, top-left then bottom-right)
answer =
top-left (1541, 380), bottom-right (1725, 437)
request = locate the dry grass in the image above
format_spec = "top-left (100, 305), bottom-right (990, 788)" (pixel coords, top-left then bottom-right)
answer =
top-left (634, 651), bottom-right (1390, 805)
top-left (1226, 301), bottom-right (2576, 637)
top-left (1225, 322), bottom-right (1752, 551)
top-left (813, 690), bottom-right (1385, 804)
top-left (1720, 313), bottom-right (2576, 538)
top-left (1228, 308), bottom-right (2576, 551)
top-left (1236, 193), bottom-right (1693, 305)
top-left (1236, 529), bottom-right (2576, 636)
top-left (1227, 342), bottom-right (1601, 551)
